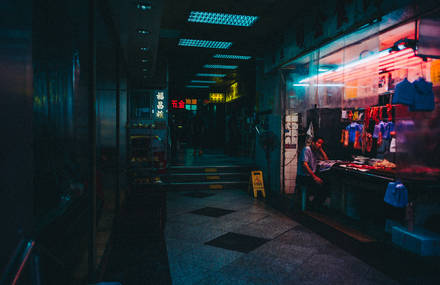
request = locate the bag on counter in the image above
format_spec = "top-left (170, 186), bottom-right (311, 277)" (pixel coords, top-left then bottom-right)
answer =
top-left (384, 181), bottom-right (408, 208)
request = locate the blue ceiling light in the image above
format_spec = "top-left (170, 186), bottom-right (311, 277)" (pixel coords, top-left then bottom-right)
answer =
top-left (203, 64), bottom-right (238, 69)
top-left (137, 29), bottom-right (150, 35)
top-left (140, 47), bottom-right (149, 51)
top-left (191, 80), bottom-right (216, 84)
top-left (213, 54), bottom-right (252, 60)
top-left (141, 59), bottom-right (149, 63)
top-left (188, 11), bottom-right (258, 27)
top-left (196, 73), bottom-right (226, 77)
top-left (186, 85), bottom-right (210, 88)
top-left (137, 1), bottom-right (152, 11)
top-left (178, 39), bottom-right (232, 49)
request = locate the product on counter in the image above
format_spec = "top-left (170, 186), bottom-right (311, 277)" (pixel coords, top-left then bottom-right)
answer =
top-left (373, 159), bottom-right (396, 168)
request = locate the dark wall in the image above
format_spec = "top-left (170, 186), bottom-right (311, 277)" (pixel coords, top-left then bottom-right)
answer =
top-left (0, 0), bottom-right (34, 270)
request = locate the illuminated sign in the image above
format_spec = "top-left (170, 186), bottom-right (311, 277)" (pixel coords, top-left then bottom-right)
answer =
top-left (171, 100), bottom-right (185, 109)
top-left (155, 91), bottom-right (166, 119)
top-left (226, 82), bottom-right (239, 102)
top-left (209, 93), bottom-right (225, 103)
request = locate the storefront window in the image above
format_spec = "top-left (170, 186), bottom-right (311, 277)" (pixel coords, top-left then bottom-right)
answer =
top-left (284, 15), bottom-right (439, 181)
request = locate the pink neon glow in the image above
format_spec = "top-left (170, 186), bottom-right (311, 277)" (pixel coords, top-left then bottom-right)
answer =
top-left (301, 48), bottom-right (429, 85)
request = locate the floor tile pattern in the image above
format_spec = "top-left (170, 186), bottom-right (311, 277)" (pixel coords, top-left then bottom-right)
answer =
top-left (165, 189), bottom-right (400, 285)
top-left (205, 232), bottom-right (270, 253)
top-left (190, 207), bottom-right (236, 217)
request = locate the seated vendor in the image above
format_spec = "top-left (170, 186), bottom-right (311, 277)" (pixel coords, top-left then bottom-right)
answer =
top-left (297, 136), bottom-right (330, 210)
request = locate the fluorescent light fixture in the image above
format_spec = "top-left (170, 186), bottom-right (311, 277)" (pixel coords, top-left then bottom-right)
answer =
top-left (178, 39), bottom-right (232, 49)
top-left (186, 85), bottom-right (210, 88)
top-left (196, 73), bottom-right (226, 77)
top-left (188, 11), bottom-right (258, 27)
top-left (137, 2), bottom-right (152, 10)
top-left (140, 47), bottom-right (149, 51)
top-left (137, 29), bottom-right (150, 35)
top-left (293, 83), bottom-right (344, 87)
top-left (191, 80), bottom-right (216, 83)
top-left (143, 68), bottom-right (148, 72)
top-left (203, 64), bottom-right (238, 69)
top-left (141, 59), bottom-right (149, 63)
top-left (213, 54), bottom-right (252, 60)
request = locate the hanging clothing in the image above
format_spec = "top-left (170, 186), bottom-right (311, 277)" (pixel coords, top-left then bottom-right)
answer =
top-left (392, 78), bottom-right (417, 106)
top-left (345, 122), bottom-right (362, 143)
top-left (412, 77), bottom-right (435, 111)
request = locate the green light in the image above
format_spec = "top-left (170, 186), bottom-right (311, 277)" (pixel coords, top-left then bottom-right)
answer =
top-left (178, 39), bottom-right (232, 49)
top-left (137, 3), bottom-right (152, 11)
top-left (141, 59), bottom-right (149, 63)
top-left (191, 80), bottom-right (216, 83)
top-left (204, 64), bottom-right (237, 69)
top-left (213, 54), bottom-right (251, 60)
top-left (137, 29), bottom-right (150, 35)
top-left (140, 47), bottom-right (149, 51)
top-left (188, 11), bottom-right (258, 27)
top-left (196, 73), bottom-right (226, 77)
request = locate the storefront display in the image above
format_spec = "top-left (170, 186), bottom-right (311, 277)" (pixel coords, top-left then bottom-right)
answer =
top-left (282, 9), bottom-right (440, 253)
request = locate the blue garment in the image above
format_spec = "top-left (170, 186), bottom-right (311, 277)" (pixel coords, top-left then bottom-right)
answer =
top-left (346, 123), bottom-right (362, 143)
top-left (297, 146), bottom-right (318, 176)
top-left (384, 181), bottom-right (408, 208)
top-left (392, 78), bottom-right (417, 106)
top-left (374, 121), bottom-right (394, 139)
top-left (412, 77), bottom-right (434, 111)
top-left (382, 122), bottom-right (394, 139)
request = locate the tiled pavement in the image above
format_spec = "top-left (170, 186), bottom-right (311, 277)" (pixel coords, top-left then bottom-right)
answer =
top-left (165, 189), bottom-right (400, 285)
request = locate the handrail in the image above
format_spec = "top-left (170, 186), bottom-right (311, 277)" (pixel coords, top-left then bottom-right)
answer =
top-left (0, 238), bottom-right (25, 285)
top-left (11, 240), bottom-right (35, 285)
top-left (0, 239), bottom-right (35, 285)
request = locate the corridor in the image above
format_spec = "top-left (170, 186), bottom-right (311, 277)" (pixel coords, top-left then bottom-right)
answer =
top-left (165, 189), bottom-right (398, 285)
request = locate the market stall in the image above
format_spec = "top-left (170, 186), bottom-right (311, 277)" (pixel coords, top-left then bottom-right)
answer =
top-left (283, 10), bottom-right (440, 255)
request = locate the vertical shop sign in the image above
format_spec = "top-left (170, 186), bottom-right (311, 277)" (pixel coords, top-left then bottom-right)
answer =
top-left (154, 90), bottom-right (167, 119)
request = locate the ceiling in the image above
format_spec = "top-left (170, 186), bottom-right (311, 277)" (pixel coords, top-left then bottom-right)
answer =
top-left (108, 0), bottom-right (311, 96)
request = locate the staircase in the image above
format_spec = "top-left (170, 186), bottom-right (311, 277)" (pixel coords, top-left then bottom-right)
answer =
top-left (164, 164), bottom-right (255, 191)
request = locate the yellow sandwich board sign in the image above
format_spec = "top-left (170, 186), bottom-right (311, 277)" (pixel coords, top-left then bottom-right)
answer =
top-left (249, 171), bottom-right (266, 198)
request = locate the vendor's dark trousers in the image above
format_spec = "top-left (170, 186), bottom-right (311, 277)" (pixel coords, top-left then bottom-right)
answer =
top-left (297, 175), bottom-right (329, 207)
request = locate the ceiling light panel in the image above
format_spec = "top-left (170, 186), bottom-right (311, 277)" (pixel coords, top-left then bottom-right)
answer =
top-left (196, 73), bottom-right (226, 77)
top-left (191, 80), bottom-right (216, 83)
top-left (178, 39), bottom-right (232, 49)
top-left (203, 64), bottom-right (238, 69)
top-left (186, 85), bottom-right (210, 88)
top-left (188, 11), bottom-right (258, 27)
top-left (213, 54), bottom-right (252, 60)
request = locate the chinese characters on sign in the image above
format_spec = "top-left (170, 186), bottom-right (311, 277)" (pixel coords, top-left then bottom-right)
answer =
top-left (171, 100), bottom-right (186, 109)
top-left (171, 99), bottom-right (197, 110)
top-left (155, 91), bottom-right (166, 119)
top-left (209, 93), bottom-right (225, 103)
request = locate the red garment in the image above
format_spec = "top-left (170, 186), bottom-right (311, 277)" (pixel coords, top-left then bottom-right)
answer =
top-left (386, 104), bottom-right (393, 121)
top-left (354, 131), bottom-right (361, 149)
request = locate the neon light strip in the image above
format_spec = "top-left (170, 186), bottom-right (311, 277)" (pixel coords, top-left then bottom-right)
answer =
top-left (298, 48), bottom-right (427, 85)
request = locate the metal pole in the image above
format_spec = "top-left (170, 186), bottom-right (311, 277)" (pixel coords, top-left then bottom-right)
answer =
top-left (115, 44), bottom-right (120, 214)
top-left (88, 0), bottom-right (97, 282)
